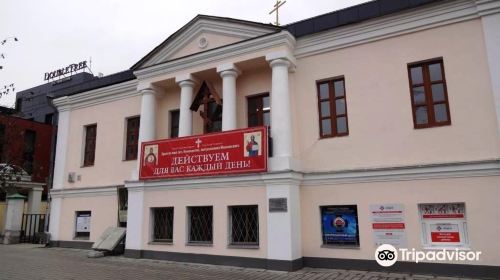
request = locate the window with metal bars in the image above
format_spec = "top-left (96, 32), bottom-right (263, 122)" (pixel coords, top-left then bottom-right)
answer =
top-left (23, 130), bottom-right (36, 174)
top-left (407, 58), bottom-right (451, 128)
top-left (125, 116), bottom-right (140, 160)
top-left (317, 77), bottom-right (348, 138)
top-left (152, 207), bottom-right (174, 242)
top-left (188, 206), bottom-right (213, 244)
top-left (229, 205), bottom-right (259, 246)
top-left (83, 124), bottom-right (97, 166)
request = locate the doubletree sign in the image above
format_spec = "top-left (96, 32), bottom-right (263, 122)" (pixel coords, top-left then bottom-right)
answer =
top-left (44, 61), bottom-right (87, 81)
top-left (140, 127), bottom-right (268, 179)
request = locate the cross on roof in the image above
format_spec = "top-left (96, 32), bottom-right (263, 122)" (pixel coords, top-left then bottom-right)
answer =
top-left (269, 0), bottom-right (286, 26)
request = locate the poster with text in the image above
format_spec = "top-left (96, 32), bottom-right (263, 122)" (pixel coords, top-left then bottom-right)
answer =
top-left (321, 205), bottom-right (359, 246)
top-left (370, 203), bottom-right (407, 247)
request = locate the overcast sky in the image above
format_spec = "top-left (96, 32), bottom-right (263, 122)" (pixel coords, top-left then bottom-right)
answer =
top-left (0, 0), bottom-right (369, 107)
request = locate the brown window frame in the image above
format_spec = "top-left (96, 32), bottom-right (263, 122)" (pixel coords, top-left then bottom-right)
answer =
top-left (316, 77), bottom-right (349, 138)
top-left (125, 116), bottom-right (140, 161)
top-left (247, 93), bottom-right (270, 128)
top-left (407, 58), bottom-right (451, 129)
top-left (170, 110), bottom-right (180, 138)
top-left (83, 124), bottom-right (97, 167)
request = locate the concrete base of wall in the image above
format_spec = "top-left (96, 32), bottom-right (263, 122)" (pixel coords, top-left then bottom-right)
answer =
top-left (3, 230), bottom-right (20, 244)
top-left (49, 242), bottom-right (500, 278)
top-left (303, 257), bottom-right (500, 279)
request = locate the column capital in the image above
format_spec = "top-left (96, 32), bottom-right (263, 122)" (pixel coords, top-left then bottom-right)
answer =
top-left (266, 51), bottom-right (296, 70)
top-left (175, 73), bottom-right (199, 86)
top-left (217, 63), bottom-right (241, 78)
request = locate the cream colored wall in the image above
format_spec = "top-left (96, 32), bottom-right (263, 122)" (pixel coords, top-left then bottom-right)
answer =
top-left (57, 195), bottom-right (117, 241)
top-left (142, 186), bottom-right (267, 258)
top-left (293, 19), bottom-right (500, 172)
top-left (300, 176), bottom-right (500, 266)
top-left (170, 32), bottom-right (246, 60)
top-left (64, 95), bottom-right (141, 188)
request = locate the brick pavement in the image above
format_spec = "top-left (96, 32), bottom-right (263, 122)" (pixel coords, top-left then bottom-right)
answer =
top-left (0, 244), bottom-right (481, 280)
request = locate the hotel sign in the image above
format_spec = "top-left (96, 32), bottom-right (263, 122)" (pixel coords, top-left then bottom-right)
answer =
top-left (44, 60), bottom-right (88, 81)
top-left (140, 127), bottom-right (267, 180)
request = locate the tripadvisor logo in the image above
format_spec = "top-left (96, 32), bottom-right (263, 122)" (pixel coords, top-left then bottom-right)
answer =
top-left (375, 244), bottom-right (482, 267)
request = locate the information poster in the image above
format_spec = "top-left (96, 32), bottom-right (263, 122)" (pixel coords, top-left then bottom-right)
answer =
top-left (370, 204), bottom-right (407, 247)
top-left (321, 205), bottom-right (359, 246)
top-left (76, 213), bottom-right (91, 233)
top-left (419, 203), bottom-right (468, 247)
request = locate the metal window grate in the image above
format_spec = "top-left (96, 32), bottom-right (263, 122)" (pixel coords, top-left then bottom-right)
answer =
top-left (188, 206), bottom-right (213, 244)
top-left (152, 207), bottom-right (174, 242)
top-left (229, 205), bottom-right (259, 246)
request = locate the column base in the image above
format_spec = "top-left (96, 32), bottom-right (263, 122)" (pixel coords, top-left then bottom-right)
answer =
top-left (3, 230), bottom-right (21, 244)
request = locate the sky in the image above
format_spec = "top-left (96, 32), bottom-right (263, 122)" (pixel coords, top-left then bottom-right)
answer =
top-left (0, 0), bottom-right (369, 107)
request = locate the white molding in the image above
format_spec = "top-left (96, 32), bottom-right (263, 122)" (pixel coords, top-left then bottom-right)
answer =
top-left (50, 185), bottom-right (119, 198)
top-left (301, 159), bottom-right (500, 186)
top-left (134, 31), bottom-right (296, 81)
top-left (475, 0), bottom-right (500, 16)
top-left (52, 79), bottom-right (138, 111)
top-left (141, 18), bottom-right (279, 68)
top-left (294, 0), bottom-right (484, 59)
top-left (119, 159), bottom-right (500, 192)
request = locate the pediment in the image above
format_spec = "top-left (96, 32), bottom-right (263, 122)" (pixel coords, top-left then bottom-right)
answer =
top-left (132, 15), bottom-right (280, 69)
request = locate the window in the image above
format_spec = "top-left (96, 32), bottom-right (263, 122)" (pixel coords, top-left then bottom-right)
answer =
top-left (205, 100), bottom-right (222, 133)
top-left (170, 110), bottom-right (180, 138)
top-left (83, 124), bottom-right (97, 166)
top-left (247, 94), bottom-right (270, 128)
top-left (229, 205), bottom-right (259, 246)
top-left (187, 206), bottom-right (213, 244)
top-left (117, 187), bottom-right (128, 227)
top-left (23, 130), bottom-right (36, 174)
top-left (418, 203), bottom-right (469, 248)
top-left (75, 211), bottom-right (91, 239)
top-left (317, 78), bottom-right (348, 138)
top-left (408, 59), bottom-right (451, 128)
top-left (152, 207), bottom-right (174, 243)
top-left (320, 205), bottom-right (359, 247)
top-left (125, 117), bottom-right (140, 160)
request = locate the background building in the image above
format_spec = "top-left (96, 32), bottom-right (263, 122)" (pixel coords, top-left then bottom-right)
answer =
top-left (48, 0), bottom-right (500, 278)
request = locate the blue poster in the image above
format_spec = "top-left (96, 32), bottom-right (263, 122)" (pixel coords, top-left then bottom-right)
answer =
top-left (321, 205), bottom-right (359, 246)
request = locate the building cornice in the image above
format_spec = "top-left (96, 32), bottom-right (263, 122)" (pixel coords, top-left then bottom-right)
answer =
top-left (50, 185), bottom-right (119, 198)
top-left (52, 79), bottom-right (138, 111)
top-left (134, 31), bottom-right (296, 82)
top-left (294, 0), bottom-right (490, 59)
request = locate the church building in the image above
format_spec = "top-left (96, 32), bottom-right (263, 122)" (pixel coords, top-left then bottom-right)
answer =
top-left (48, 0), bottom-right (500, 278)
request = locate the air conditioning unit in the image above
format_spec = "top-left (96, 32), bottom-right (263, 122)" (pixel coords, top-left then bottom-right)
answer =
top-left (68, 172), bottom-right (76, 183)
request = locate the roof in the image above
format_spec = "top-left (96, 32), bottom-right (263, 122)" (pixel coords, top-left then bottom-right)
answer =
top-left (51, 70), bottom-right (136, 97)
top-left (130, 14), bottom-right (282, 70)
top-left (285, 0), bottom-right (444, 37)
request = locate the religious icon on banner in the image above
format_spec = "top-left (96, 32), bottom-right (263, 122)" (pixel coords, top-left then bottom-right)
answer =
top-left (143, 144), bottom-right (158, 167)
top-left (244, 131), bottom-right (262, 157)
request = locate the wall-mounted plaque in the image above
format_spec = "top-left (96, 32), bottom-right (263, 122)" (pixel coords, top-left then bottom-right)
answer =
top-left (269, 198), bottom-right (287, 212)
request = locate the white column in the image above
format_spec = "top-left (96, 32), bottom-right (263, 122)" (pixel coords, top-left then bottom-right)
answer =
top-left (266, 52), bottom-right (296, 170)
top-left (133, 88), bottom-right (157, 179)
top-left (217, 63), bottom-right (241, 131)
top-left (477, 1), bottom-right (500, 135)
top-left (176, 74), bottom-right (197, 137)
top-left (125, 186), bottom-right (144, 253)
top-left (48, 196), bottom-right (62, 241)
top-left (52, 102), bottom-right (70, 190)
top-left (27, 187), bottom-right (43, 214)
top-left (137, 88), bottom-right (157, 145)
top-left (3, 194), bottom-right (26, 244)
top-left (264, 174), bottom-right (302, 270)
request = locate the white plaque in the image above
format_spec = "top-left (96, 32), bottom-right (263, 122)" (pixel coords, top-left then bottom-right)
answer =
top-left (76, 215), bottom-right (91, 233)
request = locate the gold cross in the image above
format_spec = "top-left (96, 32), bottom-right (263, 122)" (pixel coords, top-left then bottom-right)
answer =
top-left (269, 0), bottom-right (287, 26)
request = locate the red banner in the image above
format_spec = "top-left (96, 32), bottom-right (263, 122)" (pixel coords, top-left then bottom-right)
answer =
top-left (431, 232), bottom-right (460, 243)
top-left (140, 127), bottom-right (267, 180)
